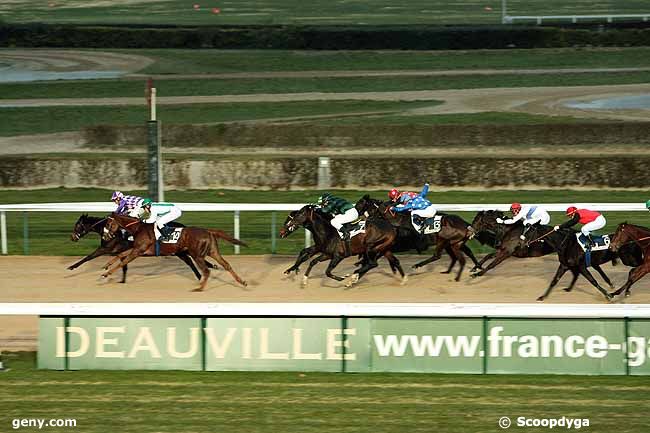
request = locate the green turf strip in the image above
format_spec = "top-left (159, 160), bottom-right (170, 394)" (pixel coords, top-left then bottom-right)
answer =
top-left (1, 351), bottom-right (650, 433)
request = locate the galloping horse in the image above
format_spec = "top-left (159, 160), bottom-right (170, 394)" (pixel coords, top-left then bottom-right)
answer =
top-left (524, 224), bottom-right (643, 302)
top-left (67, 214), bottom-right (212, 283)
top-left (279, 204), bottom-right (403, 287)
top-left (355, 195), bottom-right (482, 280)
top-left (102, 214), bottom-right (247, 291)
top-left (469, 210), bottom-right (556, 277)
top-left (609, 223), bottom-right (650, 297)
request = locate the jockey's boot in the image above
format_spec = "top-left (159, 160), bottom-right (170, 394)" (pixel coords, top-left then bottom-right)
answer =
top-left (586, 234), bottom-right (595, 249)
top-left (339, 226), bottom-right (351, 241)
top-left (159, 225), bottom-right (173, 241)
top-left (153, 226), bottom-right (162, 240)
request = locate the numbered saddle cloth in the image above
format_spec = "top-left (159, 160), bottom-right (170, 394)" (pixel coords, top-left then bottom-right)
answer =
top-left (161, 228), bottom-right (183, 244)
top-left (343, 219), bottom-right (366, 239)
top-left (422, 215), bottom-right (444, 235)
top-left (575, 233), bottom-right (610, 252)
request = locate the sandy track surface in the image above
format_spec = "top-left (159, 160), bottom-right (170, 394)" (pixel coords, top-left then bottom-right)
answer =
top-left (2, 255), bottom-right (649, 350)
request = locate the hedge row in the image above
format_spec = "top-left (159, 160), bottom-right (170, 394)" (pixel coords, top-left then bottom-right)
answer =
top-left (82, 122), bottom-right (650, 148)
top-left (2, 155), bottom-right (650, 189)
top-left (3, 23), bottom-right (650, 49)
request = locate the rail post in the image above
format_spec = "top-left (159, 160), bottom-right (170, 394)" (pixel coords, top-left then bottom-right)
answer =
top-left (234, 210), bottom-right (240, 255)
top-left (22, 211), bottom-right (29, 255)
top-left (0, 211), bottom-right (7, 254)
top-left (271, 211), bottom-right (277, 254)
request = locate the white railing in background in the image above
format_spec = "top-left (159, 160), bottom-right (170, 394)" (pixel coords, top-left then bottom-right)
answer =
top-left (503, 14), bottom-right (650, 24)
top-left (0, 202), bottom-right (646, 255)
top-left (3, 302), bottom-right (650, 318)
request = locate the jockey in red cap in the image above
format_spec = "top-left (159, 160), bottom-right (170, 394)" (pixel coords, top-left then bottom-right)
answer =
top-left (388, 184), bottom-right (429, 204)
top-left (554, 206), bottom-right (606, 248)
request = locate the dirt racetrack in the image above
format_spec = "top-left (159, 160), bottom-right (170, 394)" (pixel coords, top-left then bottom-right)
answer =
top-left (2, 254), bottom-right (649, 350)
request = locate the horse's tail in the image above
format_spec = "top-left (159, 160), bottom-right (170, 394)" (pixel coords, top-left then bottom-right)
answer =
top-left (207, 229), bottom-right (248, 247)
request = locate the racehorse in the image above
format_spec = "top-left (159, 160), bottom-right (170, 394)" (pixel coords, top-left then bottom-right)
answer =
top-left (524, 224), bottom-right (642, 302)
top-left (279, 204), bottom-right (403, 287)
top-left (609, 223), bottom-right (650, 297)
top-left (101, 213), bottom-right (247, 291)
top-left (67, 214), bottom-right (212, 283)
top-left (469, 210), bottom-right (556, 277)
top-left (355, 195), bottom-right (482, 279)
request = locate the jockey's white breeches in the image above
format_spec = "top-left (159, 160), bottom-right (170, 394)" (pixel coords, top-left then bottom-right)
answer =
top-left (127, 208), bottom-right (141, 218)
top-left (156, 206), bottom-right (182, 228)
top-left (581, 215), bottom-right (606, 236)
top-left (412, 205), bottom-right (437, 219)
top-left (331, 208), bottom-right (359, 230)
top-left (524, 212), bottom-right (550, 226)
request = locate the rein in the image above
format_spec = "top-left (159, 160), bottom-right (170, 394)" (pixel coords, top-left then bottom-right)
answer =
top-left (527, 229), bottom-right (555, 246)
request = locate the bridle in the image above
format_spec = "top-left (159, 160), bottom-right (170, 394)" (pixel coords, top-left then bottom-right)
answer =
top-left (612, 225), bottom-right (650, 250)
top-left (72, 217), bottom-right (107, 241)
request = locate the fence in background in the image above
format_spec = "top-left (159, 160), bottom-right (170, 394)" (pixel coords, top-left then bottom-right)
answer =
top-left (0, 202), bottom-right (646, 255)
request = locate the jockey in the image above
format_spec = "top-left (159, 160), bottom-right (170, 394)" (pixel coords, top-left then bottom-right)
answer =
top-left (554, 206), bottom-right (606, 248)
top-left (497, 203), bottom-right (551, 238)
top-left (646, 200), bottom-right (650, 211)
top-left (112, 190), bottom-right (144, 217)
top-left (389, 184), bottom-right (428, 204)
top-left (137, 198), bottom-right (183, 241)
top-left (317, 193), bottom-right (359, 241)
top-left (392, 183), bottom-right (434, 233)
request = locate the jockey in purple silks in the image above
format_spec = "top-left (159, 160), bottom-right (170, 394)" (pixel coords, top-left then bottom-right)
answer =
top-left (111, 191), bottom-right (144, 217)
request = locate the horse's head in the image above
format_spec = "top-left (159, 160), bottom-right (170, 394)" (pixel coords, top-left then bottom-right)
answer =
top-left (610, 222), bottom-right (630, 252)
top-left (280, 205), bottom-right (317, 238)
top-left (470, 210), bottom-right (503, 232)
top-left (71, 213), bottom-right (89, 242)
top-left (355, 194), bottom-right (381, 216)
top-left (102, 215), bottom-right (122, 241)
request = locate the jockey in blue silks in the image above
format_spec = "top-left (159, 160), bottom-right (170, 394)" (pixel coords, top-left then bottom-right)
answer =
top-left (391, 183), bottom-right (434, 233)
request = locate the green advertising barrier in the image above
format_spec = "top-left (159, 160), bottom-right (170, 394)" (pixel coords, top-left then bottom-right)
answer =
top-left (37, 315), bottom-right (650, 375)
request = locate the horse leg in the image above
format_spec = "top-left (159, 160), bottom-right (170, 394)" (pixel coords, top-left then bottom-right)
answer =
top-left (208, 251), bottom-right (247, 287)
top-left (460, 243), bottom-right (482, 272)
top-left (102, 248), bottom-right (143, 278)
top-left (347, 253), bottom-right (379, 287)
top-left (475, 252), bottom-right (496, 270)
top-left (576, 264), bottom-right (613, 301)
top-left (450, 242), bottom-right (466, 282)
top-left (68, 247), bottom-right (111, 270)
top-left (536, 263), bottom-right (569, 301)
top-left (592, 263), bottom-right (615, 290)
top-left (563, 270), bottom-right (579, 292)
top-left (413, 241), bottom-right (445, 269)
top-left (285, 246), bottom-right (318, 275)
top-left (190, 255), bottom-right (211, 292)
top-left (103, 248), bottom-right (133, 270)
top-left (325, 255), bottom-right (346, 282)
top-left (302, 254), bottom-right (331, 287)
top-left (611, 263), bottom-right (650, 298)
top-left (120, 264), bottom-right (128, 284)
top-left (384, 251), bottom-right (407, 284)
top-left (471, 248), bottom-right (512, 278)
top-left (176, 252), bottom-right (203, 281)
top-left (441, 244), bottom-right (457, 274)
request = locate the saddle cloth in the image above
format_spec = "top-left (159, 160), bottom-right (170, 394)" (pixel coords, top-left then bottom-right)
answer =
top-left (343, 220), bottom-right (366, 239)
top-left (575, 233), bottom-right (610, 252)
top-left (161, 228), bottom-right (183, 244)
top-left (422, 215), bottom-right (443, 235)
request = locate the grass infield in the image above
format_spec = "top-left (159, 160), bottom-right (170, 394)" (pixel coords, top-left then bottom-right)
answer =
top-left (1, 351), bottom-right (650, 433)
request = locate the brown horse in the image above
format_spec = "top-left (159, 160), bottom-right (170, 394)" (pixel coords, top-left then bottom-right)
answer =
top-left (279, 204), bottom-right (403, 287)
top-left (101, 213), bottom-right (247, 291)
top-left (609, 222), bottom-right (650, 297)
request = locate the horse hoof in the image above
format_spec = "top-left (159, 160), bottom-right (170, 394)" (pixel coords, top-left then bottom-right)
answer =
top-left (192, 288), bottom-right (204, 292)
top-left (241, 281), bottom-right (248, 287)
top-left (67, 266), bottom-right (75, 271)
top-left (625, 291), bottom-right (631, 298)
top-left (101, 273), bottom-right (109, 279)
top-left (470, 273), bottom-right (480, 279)
top-left (563, 288), bottom-right (572, 292)
top-left (400, 275), bottom-right (408, 286)
top-left (440, 271), bottom-right (451, 274)
top-left (343, 273), bottom-right (351, 278)
top-left (345, 274), bottom-right (359, 288)
top-left (411, 265), bottom-right (420, 270)
top-left (301, 276), bottom-right (308, 287)
top-left (536, 296), bottom-right (545, 302)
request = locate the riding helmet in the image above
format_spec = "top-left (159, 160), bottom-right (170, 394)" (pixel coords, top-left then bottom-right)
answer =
top-left (388, 189), bottom-right (400, 201)
top-left (566, 206), bottom-right (578, 216)
top-left (111, 191), bottom-right (123, 201)
top-left (510, 202), bottom-right (522, 213)
top-left (142, 198), bottom-right (153, 206)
